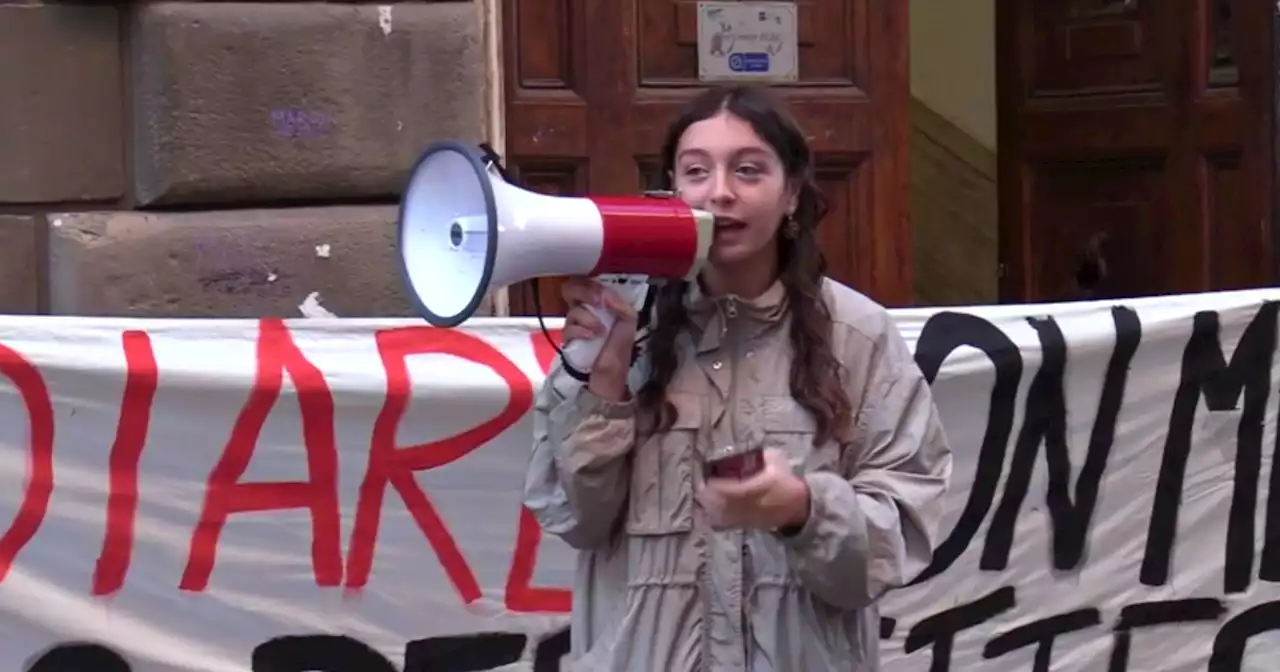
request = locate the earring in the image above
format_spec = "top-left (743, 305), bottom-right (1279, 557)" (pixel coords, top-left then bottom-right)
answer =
top-left (783, 215), bottom-right (800, 239)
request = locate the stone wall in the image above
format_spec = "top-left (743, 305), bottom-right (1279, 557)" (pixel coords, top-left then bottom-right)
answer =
top-left (0, 1), bottom-right (491, 318)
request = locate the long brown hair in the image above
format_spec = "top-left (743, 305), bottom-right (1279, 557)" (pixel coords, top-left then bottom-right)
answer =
top-left (637, 85), bottom-right (853, 446)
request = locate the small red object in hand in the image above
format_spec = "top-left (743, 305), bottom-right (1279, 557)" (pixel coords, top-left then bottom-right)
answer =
top-left (703, 446), bottom-right (764, 480)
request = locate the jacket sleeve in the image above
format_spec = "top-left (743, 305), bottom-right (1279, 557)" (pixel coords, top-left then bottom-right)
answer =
top-left (779, 321), bottom-right (953, 610)
top-left (522, 359), bottom-right (638, 551)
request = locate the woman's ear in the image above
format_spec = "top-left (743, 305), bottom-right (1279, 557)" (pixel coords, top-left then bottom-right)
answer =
top-left (785, 179), bottom-right (801, 215)
top-left (667, 169), bottom-right (676, 189)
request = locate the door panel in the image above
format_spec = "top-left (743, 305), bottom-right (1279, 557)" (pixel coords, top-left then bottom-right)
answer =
top-left (1028, 158), bottom-right (1168, 299)
top-left (503, 0), bottom-right (911, 317)
top-left (998, 0), bottom-right (1274, 302)
top-left (1204, 152), bottom-right (1269, 289)
top-left (1033, 1), bottom-right (1166, 94)
top-left (813, 160), bottom-right (865, 286)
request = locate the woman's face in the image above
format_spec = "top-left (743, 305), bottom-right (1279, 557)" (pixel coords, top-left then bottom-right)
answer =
top-left (670, 111), bottom-right (796, 269)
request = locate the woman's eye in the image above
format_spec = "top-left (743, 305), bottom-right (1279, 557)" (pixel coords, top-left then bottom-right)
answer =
top-left (682, 166), bottom-right (708, 178)
top-left (736, 165), bottom-right (762, 178)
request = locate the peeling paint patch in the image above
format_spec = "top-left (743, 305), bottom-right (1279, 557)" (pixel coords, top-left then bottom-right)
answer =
top-left (299, 291), bottom-right (338, 318)
top-left (378, 6), bottom-right (393, 36)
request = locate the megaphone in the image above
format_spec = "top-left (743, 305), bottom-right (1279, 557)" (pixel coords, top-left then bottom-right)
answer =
top-left (397, 139), bottom-right (716, 374)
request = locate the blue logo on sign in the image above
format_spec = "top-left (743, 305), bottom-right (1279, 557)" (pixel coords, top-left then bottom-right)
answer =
top-left (728, 52), bottom-right (770, 73)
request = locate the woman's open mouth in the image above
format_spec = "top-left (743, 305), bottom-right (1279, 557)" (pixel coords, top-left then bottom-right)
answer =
top-left (714, 217), bottom-right (748, 233)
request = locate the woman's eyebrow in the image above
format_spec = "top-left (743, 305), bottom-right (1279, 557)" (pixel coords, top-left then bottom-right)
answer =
top-left (677, 146), bottom-right (773, 161)
top-left (675, 148), bottom-right (711, 161)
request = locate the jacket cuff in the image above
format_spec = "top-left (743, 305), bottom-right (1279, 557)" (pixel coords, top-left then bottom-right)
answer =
top-left (778, 471), bottom-right (865, 551)
top-left (549, 384), bottom-right (636, 441)
top-left (572, 385), bottom-right (636, 418)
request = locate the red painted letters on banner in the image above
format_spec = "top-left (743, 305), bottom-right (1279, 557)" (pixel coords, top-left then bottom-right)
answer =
top-left (94, 330), bottom-right (160, 595)
top-left (0, 322), bottom-right (572, 613)
top-left (344, 325), bottom-right (536, 605)
top-left (504, 328), bottom-right (572, 613)
top-left (0, 341), bottom-right (54, 583)
top-left (181, 319), bottom-right (344, 592)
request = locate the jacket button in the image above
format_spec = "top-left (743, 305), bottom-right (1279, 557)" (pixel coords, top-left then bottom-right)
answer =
top-left (712, 360), bottom-right (723, 370)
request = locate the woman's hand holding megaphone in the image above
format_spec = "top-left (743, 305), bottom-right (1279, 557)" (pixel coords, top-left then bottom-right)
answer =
top-left (561, 276), bottom-right (638, 402)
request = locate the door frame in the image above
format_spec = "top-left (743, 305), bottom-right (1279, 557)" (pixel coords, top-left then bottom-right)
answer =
top-left (1271, 3), bottom-right (1280, 281)
top-left (993, 0), bottom-right (1018, 303)
top-left (478, 0), bottom-right (510, 315)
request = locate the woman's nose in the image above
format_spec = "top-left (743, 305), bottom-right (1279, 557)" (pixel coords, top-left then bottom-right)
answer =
top-left (710, 171), bottom-right (735, 204)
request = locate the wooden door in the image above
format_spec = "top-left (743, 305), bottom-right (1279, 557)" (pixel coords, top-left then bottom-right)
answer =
top-left (501, 0), bottom-right (911, 317)
top-left (997, 0), bottom-right (1275, 303)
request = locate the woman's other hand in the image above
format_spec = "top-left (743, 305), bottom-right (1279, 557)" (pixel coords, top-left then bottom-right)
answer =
top-left (698, 449), bottom-right (812, 531)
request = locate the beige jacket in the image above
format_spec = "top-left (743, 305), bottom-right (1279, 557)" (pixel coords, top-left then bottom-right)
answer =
top-left (523, 278), bottom-right (952, 671)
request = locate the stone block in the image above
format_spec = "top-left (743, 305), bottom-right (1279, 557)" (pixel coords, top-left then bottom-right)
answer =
top-left (45, 206), bottom-right (461, 318)
top-left (0, 4), bottom-right (124, 203)
top-left (0, 215), bottom-right (42, 314)
top-left (130, 2), bottom-right (487, 207)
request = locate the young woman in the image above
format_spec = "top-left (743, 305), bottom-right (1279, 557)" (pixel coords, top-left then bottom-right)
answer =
top-left (523, 85), bottom-right (952, 671)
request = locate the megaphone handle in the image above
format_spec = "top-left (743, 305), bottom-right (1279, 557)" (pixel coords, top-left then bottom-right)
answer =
top-left (560, 303), bottom-right (615, 374)
top-left (559, 276), bottom-right (653, 376)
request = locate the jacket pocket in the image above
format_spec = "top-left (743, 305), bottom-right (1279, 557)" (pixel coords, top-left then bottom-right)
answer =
top-left (625, 392), bottom-right (701, 536)
top-left (759, 395), bottom-right (843, 472)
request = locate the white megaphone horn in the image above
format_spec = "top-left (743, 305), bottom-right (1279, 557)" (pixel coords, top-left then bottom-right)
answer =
top-left (397, 139), bottom-right (716, 375)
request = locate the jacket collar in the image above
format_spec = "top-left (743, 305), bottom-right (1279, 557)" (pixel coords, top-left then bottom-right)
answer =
top-left (682, 276), bottom-right (789, 353)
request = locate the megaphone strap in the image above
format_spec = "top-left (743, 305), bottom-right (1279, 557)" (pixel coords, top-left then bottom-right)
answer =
top-left (525, 273), bottom-right (655, 384)
top-left (477, 142), bottom-right (513, 182)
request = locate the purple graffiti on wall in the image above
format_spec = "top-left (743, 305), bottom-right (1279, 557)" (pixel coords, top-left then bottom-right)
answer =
top-left (270, 108), bottom-right (335, 139)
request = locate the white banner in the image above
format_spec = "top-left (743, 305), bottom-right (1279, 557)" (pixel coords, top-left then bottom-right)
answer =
top-left (1, 289), bottom-right (1279, 671)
